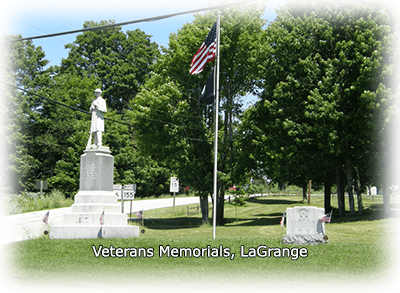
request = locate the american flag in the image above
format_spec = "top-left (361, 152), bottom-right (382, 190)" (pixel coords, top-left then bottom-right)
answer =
top-left (43, 211), bottom-right (49, 225)
top-left (190, 22), bottom-right (217, 75)
top-left (100, 211), bottom-right (105, 225)
top-left (135, 210), bottom-right (143, 219)
top-left (318, 213), bottom-right (332, 223)
top-left (280, 211), bottom-right (286, 227)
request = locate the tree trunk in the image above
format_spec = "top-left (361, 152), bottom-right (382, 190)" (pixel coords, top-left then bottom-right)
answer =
top-left (324, 179), bottom-right (332, 214)
top-left (355, 168), bottom-right (363, 216)
top-left (302, 182), bottom-right (307, 202)
top-left (356, 187), bottom-right (363, 216)
top-left (336, 167), bottom-right (345, 217)
top-left (346, 160), bottom-right (355, 216)
top-left (216, 183), bottom-right (225, 226)
top-left (199, 194), bottom-right (209, 225)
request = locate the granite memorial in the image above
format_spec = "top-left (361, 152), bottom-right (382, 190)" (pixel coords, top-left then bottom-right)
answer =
top-left (282, 206), bottom-right (327, 245)
top-left (50, 89), bottom-right (139, 239)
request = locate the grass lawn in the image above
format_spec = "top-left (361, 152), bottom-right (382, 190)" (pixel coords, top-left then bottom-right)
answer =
top-left (6, 195), bottom-right (398, 292)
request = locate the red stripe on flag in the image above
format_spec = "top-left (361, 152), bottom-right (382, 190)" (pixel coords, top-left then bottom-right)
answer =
top-left (190, 22), bottom-right (217, 74)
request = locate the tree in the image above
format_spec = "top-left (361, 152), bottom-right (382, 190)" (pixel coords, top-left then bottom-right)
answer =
top-left (4, 28), bottom-right (166, 197)
top-left (59, 20), bottom-right (160, 113)
top-left (238, 0), bottom-right (395, 216)
top-left (129, 4), bottom-right (267, 225)
top-left (103, 110), bottom-right (171, 197)
top-left (3, 35), bottom-right (52, 193)
top-left (32, 74), bottom-right (100, 196)
top-left (129, 73), bottom-right (213, 223)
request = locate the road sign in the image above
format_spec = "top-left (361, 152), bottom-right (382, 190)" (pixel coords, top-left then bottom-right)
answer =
top-left (123, 190), bottom-right (135, 200)
top-left (124, 184), bottom-right (136, 191)
top-left (113, 185), bottom-right (123, 200)
top-left (36, 180), bottom-right (48, 190)
top-left (114, 184), bottom-right (136, 200)
top-left (170, 177), bottom-right (179, 193)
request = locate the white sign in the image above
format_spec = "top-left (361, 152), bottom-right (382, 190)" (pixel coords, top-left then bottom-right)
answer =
top-left (170, 177), bottom-right (179, 193)
top-left (124, 184), bottom-right (136, 190)
top-left (123, 190), bottom-right (135, 200)
top-left (113, 185), bottom-right (122, 199)
top-left (114, 190), bottom-right (122, 199)
top-left (114, 184), bottom-right (135, 200)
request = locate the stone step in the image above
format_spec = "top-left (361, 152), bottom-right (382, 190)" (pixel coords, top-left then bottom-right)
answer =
top-left (71, 203), bottom-right (120, 213)
top-left (50, 225), bottom-right (139, 239)
top-left (74, 190), bottom-right (118, 204)
top-left (63, 212), bottom-right (127, 225)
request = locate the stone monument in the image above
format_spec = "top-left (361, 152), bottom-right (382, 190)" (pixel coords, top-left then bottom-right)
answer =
top-left (50, 89), bottom-right (139, 239)
top-left (282, 206), bottom-right (327, 245)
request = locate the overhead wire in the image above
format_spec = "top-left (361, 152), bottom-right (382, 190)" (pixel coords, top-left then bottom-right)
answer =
top-left (7, 15), bottom-right (206, 134)
top-left (51, 22), bottom-right (207, 134)
top-left (6, 0), bottom-right (262, 141)
top-left (53, 13), bottom-right (203, 116)
top-left (5, 82), bottom-right (208, 142)
top-left (4, 0), bottom-right (259, 43)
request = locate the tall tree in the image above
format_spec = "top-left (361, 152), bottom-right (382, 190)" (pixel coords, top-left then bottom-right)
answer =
top-left (3, 35), bottom-right (52, 193)
top-left (130, 4), bottom-right (266, 225)
top-left (59, 20), bottom-right (160, 113)
top-left (238, 0), bottom-right (395, 216)
top-left (4, 28), bottom-right (167, 197)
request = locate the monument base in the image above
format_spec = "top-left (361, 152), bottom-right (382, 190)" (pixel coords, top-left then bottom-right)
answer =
top-left (49, 148), bottom-right (139, 240)
top-left (50, 225), bottom-right (139, 239)
top-left (283, 234), bottom-right (327, 245)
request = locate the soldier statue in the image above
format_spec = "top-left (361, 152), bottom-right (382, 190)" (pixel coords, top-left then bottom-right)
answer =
top-left (87, 88), bottom-right (107, 149)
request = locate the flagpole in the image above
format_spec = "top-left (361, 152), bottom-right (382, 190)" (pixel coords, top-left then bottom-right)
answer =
top-left (212, 13), bottom-right (221, 240)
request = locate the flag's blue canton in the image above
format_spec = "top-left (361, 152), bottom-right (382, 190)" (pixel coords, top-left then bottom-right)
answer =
top-left (204, 22), bottom-right (217, 46)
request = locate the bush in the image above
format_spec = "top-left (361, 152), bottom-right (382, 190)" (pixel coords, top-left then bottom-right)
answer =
top-left (7, 189), bottom-right (74, 214)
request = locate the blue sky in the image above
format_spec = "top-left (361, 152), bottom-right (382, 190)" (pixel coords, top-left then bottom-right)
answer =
top-left (2, 0), bottom-right (286, 68)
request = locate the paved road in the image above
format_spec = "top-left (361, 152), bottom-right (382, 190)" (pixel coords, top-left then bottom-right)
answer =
top-left (0, 196), bottom-right (202, 245)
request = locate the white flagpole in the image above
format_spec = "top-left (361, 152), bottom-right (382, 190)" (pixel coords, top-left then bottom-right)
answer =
top-left (213, 13), bottom-right (221, 240)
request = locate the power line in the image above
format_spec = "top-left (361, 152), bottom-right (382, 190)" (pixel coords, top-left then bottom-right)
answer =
top-left (5, 0), bottom-right (260, 43)
top-left (5, 82), bottom-right (209, 142)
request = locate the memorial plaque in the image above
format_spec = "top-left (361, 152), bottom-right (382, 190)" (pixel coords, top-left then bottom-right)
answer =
top-left (79, 149), bottom-right (114, 191)
top-left (283, 206), bottom-right (327, 245)
top-left (286, 206), bottom-right (325, 235)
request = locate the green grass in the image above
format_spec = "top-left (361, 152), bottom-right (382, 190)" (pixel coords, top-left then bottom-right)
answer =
top-left (136, 195), bottom-right (390, 242)
top-left (6, 195), bottom-right (396, 288)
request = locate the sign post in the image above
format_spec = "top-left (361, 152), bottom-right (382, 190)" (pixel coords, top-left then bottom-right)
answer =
top-left (114, 184), bottom-right (136, 214)
top-left (170, 177), bottom-right (179, 209)
top-left (124, 184), bottom-right (135, 218)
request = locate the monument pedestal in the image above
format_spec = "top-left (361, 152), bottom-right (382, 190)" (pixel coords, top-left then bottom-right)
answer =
top-left (282, 206), bottom-right (327, 245)
top-left (50, 148), bottom-right (139, 239)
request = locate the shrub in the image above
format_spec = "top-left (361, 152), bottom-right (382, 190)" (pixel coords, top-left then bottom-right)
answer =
top-left (7, 189), bottom-right (74, 214)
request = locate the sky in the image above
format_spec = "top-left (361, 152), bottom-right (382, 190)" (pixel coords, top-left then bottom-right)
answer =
top-left (2, 0), bottom-right (287, 68)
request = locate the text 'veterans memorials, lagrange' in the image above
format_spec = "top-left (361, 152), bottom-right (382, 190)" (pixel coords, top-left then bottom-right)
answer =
top-left (50, 89), bottom-right (139, 239)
